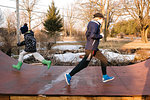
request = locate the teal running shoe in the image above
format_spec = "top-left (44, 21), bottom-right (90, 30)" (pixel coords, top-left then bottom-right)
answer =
top-left (64, 73), bottom-right (72, 85)
top-left (102, 75), bottom-right (114, 82)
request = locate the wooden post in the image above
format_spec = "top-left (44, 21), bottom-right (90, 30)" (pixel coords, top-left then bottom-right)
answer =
top-left (16, 0), bottom-right (20, 43)
top-left (16, 0), bottom-right (20, 55)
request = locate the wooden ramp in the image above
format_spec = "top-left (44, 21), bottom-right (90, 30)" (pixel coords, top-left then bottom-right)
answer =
top-left (0, 50), bottom-right (150, 100)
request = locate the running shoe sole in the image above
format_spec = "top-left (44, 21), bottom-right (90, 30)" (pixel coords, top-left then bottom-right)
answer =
top-left (102, 77), bottom-right (115, 83)
top-left (64, 73), bottom-right (70, 85)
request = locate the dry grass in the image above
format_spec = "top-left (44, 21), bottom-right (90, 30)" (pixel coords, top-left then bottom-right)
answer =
top-left (99, 40), bottom-right (131, 49)
top-left (122, 39), bottom-right (150, 49)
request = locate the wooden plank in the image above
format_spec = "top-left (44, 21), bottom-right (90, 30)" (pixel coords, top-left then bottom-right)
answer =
top-left (97, 97), bottom-right (111, 100)
top-left (46, 96), bottom-right (65, 100)
top-left (121, 97), bottom-right (133, 100)
top-left (10, 96), bottom-right (37, 100)
top-left (61, 96), bottom-right (97, 100)
top-left (71, 96), bottom-right (95, 100)
top-left (0, 96), bottom-right (9, 100)
top-left (37, 96), bottom-right (47, 100)
top-left (133, 96), bottom-right (142, 100)
top-left (9, 96), bottom-right (148, 100)
top-left (111, 97), bottom-right (122, 100)
top-left (46, 96), bottom-right (97, 100)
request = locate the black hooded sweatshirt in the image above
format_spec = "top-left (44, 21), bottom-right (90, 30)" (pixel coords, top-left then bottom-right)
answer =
top-left (18, 30), bottom-right (36, 52)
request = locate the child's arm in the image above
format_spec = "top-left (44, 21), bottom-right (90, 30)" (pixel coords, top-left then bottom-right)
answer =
top-left (90, 25), bottom-right (103, 40)
top-left (17, 41), bottom-right (25, 46)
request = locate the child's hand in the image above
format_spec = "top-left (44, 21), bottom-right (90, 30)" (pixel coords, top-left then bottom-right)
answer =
top-left (17, 41), bottom-right (25, 46)
top-left (17, 42), bottom-right (21, 46)
top-left (100, 33), bottom-right (104, 37)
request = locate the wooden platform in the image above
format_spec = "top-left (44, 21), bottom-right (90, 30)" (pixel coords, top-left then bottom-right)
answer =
top-left (0, 50), bottom-right (150, 100)
top-left (1, 95), bottom-right (150, 100)
top-left (2, 95), bottom-right (150, 100)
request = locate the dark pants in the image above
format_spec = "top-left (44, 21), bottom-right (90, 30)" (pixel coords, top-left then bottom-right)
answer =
top-left (69, 50), bottom-right (108, 76)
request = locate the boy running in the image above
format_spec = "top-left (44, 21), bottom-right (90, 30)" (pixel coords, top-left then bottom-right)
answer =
top-left (12, 23), bottom-right (51, 70)
top-left (64, 13), bottom-right (114, 85)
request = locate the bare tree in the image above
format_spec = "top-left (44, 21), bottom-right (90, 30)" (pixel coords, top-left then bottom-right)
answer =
top-left (66, 4), bottom-right (77, 37)
top-left (0, 11), bottom-right (16, 56)
top-left (75, 0), bottom-right (101, 24)
top-left (103, 0), bottom-right (123, 41)
top-left (20, 0), bottom-right (39, 30)
top-left (74, 0), bottom-right (121, 41)
top-left (121, 0), bottom-right (150, 43)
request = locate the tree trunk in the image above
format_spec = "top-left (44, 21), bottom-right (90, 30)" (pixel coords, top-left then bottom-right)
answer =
top-left (144, 28), bottom-right (149, 43)
top-left (70, 27), bottom-right (72, 37)
top-left (103, 0), bottom-right (110, 42)
top-left (141, 28), bottom-right (148, 43)
top-left (103, 19), bottom-right (107, 42)
top-left (141, 29), bottom-right (144, 42)
top-left (54, 33), bottom-right (57, 44)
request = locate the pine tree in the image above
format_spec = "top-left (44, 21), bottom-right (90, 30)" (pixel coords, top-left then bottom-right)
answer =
top-left (43, 0), bottom-right (63, 42)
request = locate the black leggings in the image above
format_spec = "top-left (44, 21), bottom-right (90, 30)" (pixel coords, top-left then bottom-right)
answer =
top-left (69, 53), bottom-right (107, 76)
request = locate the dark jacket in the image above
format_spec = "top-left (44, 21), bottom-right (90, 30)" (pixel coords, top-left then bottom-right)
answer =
top-left (85, 20), bottom-right (103, 50)
top-left (17, 30), bottom-right (37, 52)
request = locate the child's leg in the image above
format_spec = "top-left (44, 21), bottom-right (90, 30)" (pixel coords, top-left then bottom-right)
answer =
top-left (18, 50), bottom-right (29, 62)
top-left (12, 50), bottom-right (28, 70)
top-left (33, 52), bottom-right (51, 69)
top-left (65, 55), bottom-right (90, 85)
top-left (94, 50), bottom-right (114, 82)
top-left (69, 55), bottom-right (90, 76)
top-left (69, 50), bottom-right (92, 76)
top-left (32, 52), bottom-right (44, 62)
top-left (94, 50), bottom-right (108, 75)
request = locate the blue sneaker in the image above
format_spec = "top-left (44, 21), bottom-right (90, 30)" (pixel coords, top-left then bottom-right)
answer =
top-left (102, 75), bottom-right (114, 82)
top-left (64, 73), bottom-right (72, 85)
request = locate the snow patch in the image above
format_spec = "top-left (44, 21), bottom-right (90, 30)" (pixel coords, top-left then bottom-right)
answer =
top-left (54, 50), bottom-right (135, 63)
top-left (56, 41), bottom-right (82, 43)
top-left (101, 49), bottom-right (135, 62)
top-left (54, 52), bottom-right (85, 62)
top-left (52, 45), bottom-right (83, 50)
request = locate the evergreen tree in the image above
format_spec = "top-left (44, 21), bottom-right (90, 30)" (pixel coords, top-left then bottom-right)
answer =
top-left (43, 0), bottom-right (63, 42)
